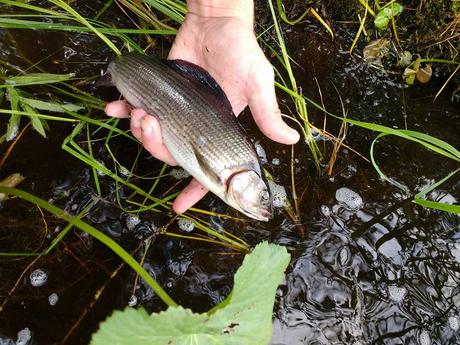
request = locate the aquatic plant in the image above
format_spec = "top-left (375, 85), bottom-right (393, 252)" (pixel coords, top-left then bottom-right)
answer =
top-left (91, 242), bottom-right (290, 345)
top-left (352, 0), bottom-right (459, 90)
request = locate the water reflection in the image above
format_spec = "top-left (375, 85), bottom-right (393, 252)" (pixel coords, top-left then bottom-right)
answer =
top-left (272, 172), bottom-right (459, 344)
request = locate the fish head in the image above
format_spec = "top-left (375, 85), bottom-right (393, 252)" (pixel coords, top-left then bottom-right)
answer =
top-left (226, 170), bottom-right (272, 221)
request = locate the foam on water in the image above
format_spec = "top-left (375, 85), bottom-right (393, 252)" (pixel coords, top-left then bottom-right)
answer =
top-left (29, 269), bottom-right (47, 287)
top-left (320, 205), bottom-right (331, 217)
top-left (335, 187), bottom-right (363, 210)
top-left (254, 142), bottom-right (267, 163)
top-left (0, 336), bottom-right (14, 345)
top-left (268, 180), bottom-right (287, 208)
top-left (128, 294), bottom-right (138, 307)
top-left (388, 285), bottom-right (407, 303)
top-left (448, 316), bottom-right (459, 331)
top-left (170, 168), bottom-right (190, 179)
top-left (178, 218), bottom-right (195, 232)
top-left (125, 215), bottom-right (141, 231)
top-left (48, 293), bottom-right (58, 306)
top-left (419, 330), bottom-right (431, 345)
top-left (15, 328), bottom-right (31, 345)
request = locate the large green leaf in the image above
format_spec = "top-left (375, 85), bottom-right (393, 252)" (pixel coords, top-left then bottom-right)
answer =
top-left (91, 242), bottom-right (291, 345)
top-left (374, 2), bottom-right (404, 29)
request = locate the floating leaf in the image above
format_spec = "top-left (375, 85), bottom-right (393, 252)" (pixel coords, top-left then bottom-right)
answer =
top-left (416, 64), bottom-right (432, 83)
top-left (374, 3), bottom-right (404, 29)
top-left (91, 242), bottom-right (291, 345)
top-left (403, 67), bottom-right (417, 85)
top-left (0, 173), bottom-right (25, 202)
top-left (363, 38), bottom-right (390, 66)
top-left (398, 51), bottom-right (413, 67)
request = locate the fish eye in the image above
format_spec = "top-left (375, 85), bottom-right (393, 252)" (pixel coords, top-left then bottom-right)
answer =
top-left (261, 190), bottom-right (270, 202)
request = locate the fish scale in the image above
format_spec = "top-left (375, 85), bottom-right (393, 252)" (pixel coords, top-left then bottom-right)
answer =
top-left (107, 53), bottom-right (272, 221)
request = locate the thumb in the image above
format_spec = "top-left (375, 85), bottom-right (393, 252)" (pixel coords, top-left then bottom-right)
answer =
top-left (247, 62), bottom-right (300, 145)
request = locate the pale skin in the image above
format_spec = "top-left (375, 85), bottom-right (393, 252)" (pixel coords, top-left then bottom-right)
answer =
top-left (105, 0), bottom-right (300, 214)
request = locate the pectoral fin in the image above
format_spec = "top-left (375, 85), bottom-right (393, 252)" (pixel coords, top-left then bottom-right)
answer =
top-left (190, 142), bottom-right (221, 185)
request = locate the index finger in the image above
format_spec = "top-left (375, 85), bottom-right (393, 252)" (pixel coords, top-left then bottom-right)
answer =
top-left (172, 178), bottom-right (209, 214)
top-left (105, 100), bottom-right (132, 118)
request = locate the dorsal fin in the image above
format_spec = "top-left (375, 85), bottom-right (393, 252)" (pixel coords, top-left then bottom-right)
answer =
top-left (164, 59), bottom-right (232, 110)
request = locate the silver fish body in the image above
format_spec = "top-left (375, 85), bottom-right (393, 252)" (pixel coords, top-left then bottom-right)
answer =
top-left (108, 53), bottom-right (272, 221)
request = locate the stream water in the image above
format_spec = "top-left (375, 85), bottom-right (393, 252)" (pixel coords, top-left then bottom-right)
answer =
top-left (0, 2), bottom-right (459, 345)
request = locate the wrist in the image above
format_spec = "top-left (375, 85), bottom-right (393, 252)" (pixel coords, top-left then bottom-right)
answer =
top-left (187, 0), bottom-right (253, 26)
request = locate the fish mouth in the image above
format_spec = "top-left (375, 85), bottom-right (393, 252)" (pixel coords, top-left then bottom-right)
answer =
top-left (225, 170), bottom-right (272, 221)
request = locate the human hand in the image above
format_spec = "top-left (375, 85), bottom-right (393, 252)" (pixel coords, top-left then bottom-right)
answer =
top-left (105, 1), bottom-right (300, 214)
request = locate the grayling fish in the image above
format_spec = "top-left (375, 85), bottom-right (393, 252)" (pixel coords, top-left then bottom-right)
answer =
top-left (107, 53), bottom-right (272, 221)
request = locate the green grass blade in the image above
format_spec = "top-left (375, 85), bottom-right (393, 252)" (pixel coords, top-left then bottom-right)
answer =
top-left (19, 97), bottom-right (84, 113)
top-left (20, 103), bottom-right (47, 138)
top-left (413, 169), bottom-right (460, 213)
top-left (0, 0), bottom-right (61, 15)
top-left (275, 0), bottom-right (310, 25)
top-left (0, 109), bottom-right (77, 122)
top-left (0, 18), bottom-right (176, 35)
top-left (398, 129), bottom-right (460, 160)
top-left (5, 87), bottom-right (20, 141)
top-left (142, 0), bottom-right (186, 24)
top-left (2, 72), bottom-right (75, 88)
top-left (49, 0), bottom-right (121, 55)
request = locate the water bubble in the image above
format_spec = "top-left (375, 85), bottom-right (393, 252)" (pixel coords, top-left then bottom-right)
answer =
top-left (272, 158), bottom-right (280, 166)
top-left (63, 46), bottom-right (77, 59)
top-left (335, 187), bottom-right (363, 210)
top-left (448, 316), bottom-right (459, 331)
top-left (254, 142), bottom-right (267, 163)
top-left (170, 168), bottom-right (190, 179)
top-left (388, 285), bottom-right (407, 303)
top-left (178, 218), bottom-right (195, 232)
top-left (15, 328), bottom-right (31, 345)
top-left (268, 180), bottom-right (287, 208)
top-left (0, 337), bottom-right (14, 345)
top-left (320, 205), bottom-right (331, 217)
top-left (128, 294), bottom-right (138, 307)
top-left (48, 293), bottom-right (58, 306)
top-left (338, 247), bottom-right (351, 267)
top-left (419, 330), bottom-right (431, 345)
top-left (126, 215), bottom-right (141, 231)
top-left (30, 269), bottom-right (48, 287)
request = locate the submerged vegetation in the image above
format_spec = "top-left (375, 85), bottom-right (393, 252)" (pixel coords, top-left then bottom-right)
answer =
top-left (0, 0), bottom-right (459, 344)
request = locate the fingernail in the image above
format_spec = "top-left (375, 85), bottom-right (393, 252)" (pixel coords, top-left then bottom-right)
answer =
top-left (143, 124), bottom-right (154, 134)
top-left (288, 128), bottom-right (300, 142)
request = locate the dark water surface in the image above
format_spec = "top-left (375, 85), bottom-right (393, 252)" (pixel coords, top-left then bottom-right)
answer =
top-left (0, 2), bottom-right (459, 345)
